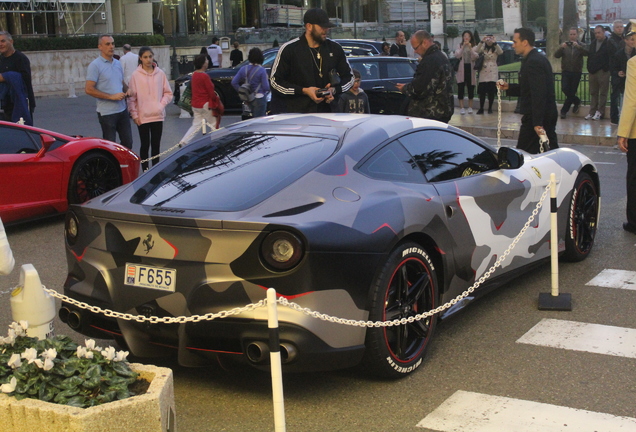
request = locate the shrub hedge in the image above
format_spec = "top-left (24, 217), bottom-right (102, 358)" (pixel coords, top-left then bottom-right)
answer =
top-left (13, 35), bottom-right (165, 52)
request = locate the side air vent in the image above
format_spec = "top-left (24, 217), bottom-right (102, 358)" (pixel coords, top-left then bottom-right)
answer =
top-left (263, 202), bottom-right (324, 218)
top-left (151, 207), bottom-right (186, 214)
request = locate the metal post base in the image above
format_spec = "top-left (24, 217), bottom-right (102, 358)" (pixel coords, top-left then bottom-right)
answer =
top-left (538, 292), bottom-right (572, 311)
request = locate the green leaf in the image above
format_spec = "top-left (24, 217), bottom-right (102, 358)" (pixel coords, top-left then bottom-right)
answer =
top-left (85, 364), bottom-right (102, 380)
top-left (54, 388), bottom-right (80, 402)
top-left (59, 375), bottom-right (84, 390)
top-left (65, 396), bottom-right (87, 408)
top-left (81, 375), bottom-right (102, 389)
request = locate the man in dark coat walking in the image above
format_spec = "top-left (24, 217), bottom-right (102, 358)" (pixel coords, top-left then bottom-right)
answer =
top-left (499, 28), bottom-right (558, 154)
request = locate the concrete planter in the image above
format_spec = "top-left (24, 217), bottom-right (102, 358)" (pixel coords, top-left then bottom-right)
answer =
top-left (0, 363), bottom-right (176, 432)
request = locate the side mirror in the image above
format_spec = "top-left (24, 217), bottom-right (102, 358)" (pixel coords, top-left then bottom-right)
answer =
top-left (497, 146), bottom-right (524, 169)
top-left (37, 134), bottom-right (56, 158)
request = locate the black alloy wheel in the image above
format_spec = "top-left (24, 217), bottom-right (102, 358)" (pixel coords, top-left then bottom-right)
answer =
top-left (562, 172), bottom-right (598, 262)
top-left (68, 153), bottom-right (121, 204)
top-left (363, 242), bottom-right (438, 378)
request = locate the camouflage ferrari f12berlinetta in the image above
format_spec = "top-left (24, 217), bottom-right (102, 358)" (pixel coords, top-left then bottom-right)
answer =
top-left (61, 114), bottom-right (599, 378)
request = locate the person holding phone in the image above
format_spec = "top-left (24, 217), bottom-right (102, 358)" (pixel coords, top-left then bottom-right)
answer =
top-left (474, 35), bottom-right (503, 114)
top-left (270, 8), bottom-right (354, 114)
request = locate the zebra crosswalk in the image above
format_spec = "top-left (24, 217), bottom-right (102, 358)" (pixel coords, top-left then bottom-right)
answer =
top-left (416, 269), bottom-right (636, 431)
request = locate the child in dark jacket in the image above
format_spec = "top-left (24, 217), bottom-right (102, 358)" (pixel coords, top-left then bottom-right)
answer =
top-left (335, 69), bottom-right (370, 113)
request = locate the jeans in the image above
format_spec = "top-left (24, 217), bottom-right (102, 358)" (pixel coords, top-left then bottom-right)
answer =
top-left (97, 110), bottom-right (133, 149)
top-left (180, 104), bottom-right (218, 146)
top-left (561, 71), bottom-right (581, 114)
top-left (137, 121), bottom-right (164, 171)
top-left (250, 96), bottom-right (268, 118)
top-left (588, 70), bottom-right (610, 116)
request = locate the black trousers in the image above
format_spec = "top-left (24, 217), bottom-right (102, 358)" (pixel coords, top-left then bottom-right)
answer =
top-left (478, 82), bottom-right (496, 110)
top-left (561, 71), bottom-right (581, 114)
top-left (517, 113), bottom-right (558, 154)
top-left (137, 121), bottom-right (164, 171)
top-left (627, 138), bottom-right (636, 228)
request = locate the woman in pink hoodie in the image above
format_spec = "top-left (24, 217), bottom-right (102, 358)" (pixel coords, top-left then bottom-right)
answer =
top-left (127, 46), bottom-right (173, 171)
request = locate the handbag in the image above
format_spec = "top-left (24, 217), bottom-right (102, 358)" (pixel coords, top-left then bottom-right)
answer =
top-left (474, 53), bottom-right (485, 71)
top-left (450, 57), bottom-right (460, 73)
top-left (177, 81), bottom-right (193, 115)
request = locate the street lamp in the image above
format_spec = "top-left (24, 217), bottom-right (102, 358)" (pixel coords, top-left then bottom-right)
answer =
top-left (163, 0), bottom-right (181, 80)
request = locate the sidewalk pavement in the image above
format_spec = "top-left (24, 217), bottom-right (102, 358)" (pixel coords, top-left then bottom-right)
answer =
top-left (32, 95), bottom-right (617, 157)
top-left (449, 101), bottom-right (617, 147)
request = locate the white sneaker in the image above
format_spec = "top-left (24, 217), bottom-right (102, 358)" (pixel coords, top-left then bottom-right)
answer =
top-left (584, 113), bottom-right (593, 120)
top-left (592, 111), bottom-right (602, 120)
top-left (460, 108), bottom-right (466, 115)
top-left (467, 107), bottom-right (473, 114)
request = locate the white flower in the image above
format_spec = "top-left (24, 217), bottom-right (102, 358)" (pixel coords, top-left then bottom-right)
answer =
top-left (8, 321), bottom-right (27, 337)
top-left (76, 346), bottom-right (94, 359)
top-left (41, 348), bottom-right (57, 361)
top-left (0, 377), bottom-right (17, 393)
top-left (21, 347), bottom-right (38, 363)
top-left (85, 339), bottom-right (96, 350)
top-left (3, 329), bottom-right (17, 345)
top-left (114, 351), bottom-right (129, 362)
top-left (101, 346), bottom-right (116, 361)
top-left (32, 359), bottom-right (44, 369)
top-left (41, 358), bottom-right (54, 371)
top-left (7, 353), bottom-right (22, 369)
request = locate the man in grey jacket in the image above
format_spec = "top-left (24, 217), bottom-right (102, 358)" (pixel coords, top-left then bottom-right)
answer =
top-left (555, 28), bottom-right (588, 119)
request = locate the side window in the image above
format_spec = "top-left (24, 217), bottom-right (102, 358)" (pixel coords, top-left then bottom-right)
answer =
top-left (0, 127), bottom-right (39, 154)
top-left (353, 61), bottom-right (380, 80)
top-left (356, 140), bottom-right (426, 183)
top-left (386, 61), bottom-right (416, 79)
top-left (25, 131), bottom-right (66, 151)
top-left (399, 130), bottom-right (498, 182)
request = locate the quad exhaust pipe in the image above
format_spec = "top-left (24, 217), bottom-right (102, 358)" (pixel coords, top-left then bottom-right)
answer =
top-left (246, 341), bottom-right (298, 364)
top-left (58, 306), bottom-right (83, 330)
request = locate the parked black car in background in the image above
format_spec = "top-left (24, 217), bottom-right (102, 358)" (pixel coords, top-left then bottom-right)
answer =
top-left (173, 40), bottom-right (386, 111)
top-left (348, 56), bottom-right (418, 114)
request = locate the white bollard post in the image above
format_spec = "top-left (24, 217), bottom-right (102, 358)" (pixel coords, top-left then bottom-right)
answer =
top-left (267, 288), bottom-right (286, 432)
top-left (538, 173), bottom-right (572, 310)
top-left (10, 264), bottom-right (56, 339)
top-left (68, 79), bottom-right (77, 98)
top-left (202, 118), bottom-right (207, 134)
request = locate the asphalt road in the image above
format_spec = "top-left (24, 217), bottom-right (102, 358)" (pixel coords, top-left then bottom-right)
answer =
top-left (1, 96), bottom-right (635, 431)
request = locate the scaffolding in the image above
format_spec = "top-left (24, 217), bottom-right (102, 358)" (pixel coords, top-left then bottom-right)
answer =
top-left (0, 0), bottom-right (106, 36)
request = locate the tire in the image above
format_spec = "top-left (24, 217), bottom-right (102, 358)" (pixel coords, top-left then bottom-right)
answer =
top-left (362, 242), bottom-right (438, 378)
top-left (68, 152), bottom-right (121, 205)
top-left (562, 172), bottom-right (598, 262)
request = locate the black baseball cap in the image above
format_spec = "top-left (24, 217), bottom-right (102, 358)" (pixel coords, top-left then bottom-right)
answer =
top-left (303, 8), bottom-right (335, 28)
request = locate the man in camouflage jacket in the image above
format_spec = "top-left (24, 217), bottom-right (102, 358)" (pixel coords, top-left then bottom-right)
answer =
top-left (396, 30), bottom-right (454, 123)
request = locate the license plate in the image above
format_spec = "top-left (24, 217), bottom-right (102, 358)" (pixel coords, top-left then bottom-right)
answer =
top-left (125, 263), bottom-right (176, 292)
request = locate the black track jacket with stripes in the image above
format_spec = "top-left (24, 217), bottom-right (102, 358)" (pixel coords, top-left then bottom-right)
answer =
top-left (270, 34), bottom-right (354, 113)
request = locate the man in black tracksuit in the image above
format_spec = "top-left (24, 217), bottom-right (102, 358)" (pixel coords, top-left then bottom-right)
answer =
top-left (500, 28), bottom-right (558, 154)
top-left (270, 8), bottom-right (354, 114)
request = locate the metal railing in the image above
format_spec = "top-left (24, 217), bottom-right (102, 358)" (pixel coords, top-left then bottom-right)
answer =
top-left (496, 71), bottom-right (596, 106)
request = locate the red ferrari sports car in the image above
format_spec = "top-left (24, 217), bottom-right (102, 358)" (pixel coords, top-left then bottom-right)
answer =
top-left (0, 121), bottom-right (140, 224)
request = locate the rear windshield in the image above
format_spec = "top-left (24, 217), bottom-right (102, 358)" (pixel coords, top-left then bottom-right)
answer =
top-left (131, 133), bottom-right (338, 211)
